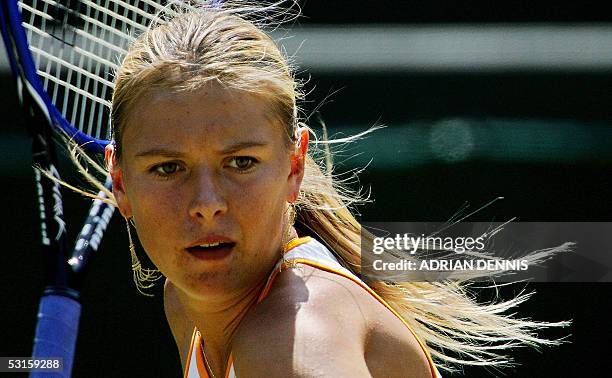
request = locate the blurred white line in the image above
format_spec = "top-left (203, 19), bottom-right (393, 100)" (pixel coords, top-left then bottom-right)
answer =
top-left (3, 23), bottom-right (612, 73)
top-left (0, 37), bottom-right (9, 73)
top-left (275, 23), bottom-right (612, 72)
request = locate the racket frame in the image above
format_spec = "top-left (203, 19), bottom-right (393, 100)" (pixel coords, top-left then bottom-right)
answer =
top-left (0, 1), bottom-right (117, 376)
top-left (4, 0), bottom-right (111, 153)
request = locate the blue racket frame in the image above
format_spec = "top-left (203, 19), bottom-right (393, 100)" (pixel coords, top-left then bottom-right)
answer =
top-left (4, 0), bottom-right (110, 153)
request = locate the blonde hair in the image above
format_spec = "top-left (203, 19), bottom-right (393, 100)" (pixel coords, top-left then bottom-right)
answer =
top-left (73, 0), bottom-right (570, 372)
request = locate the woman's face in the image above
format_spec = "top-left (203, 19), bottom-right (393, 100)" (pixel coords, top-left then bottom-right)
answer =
top-left (111, 84), bottom-right (305, 300)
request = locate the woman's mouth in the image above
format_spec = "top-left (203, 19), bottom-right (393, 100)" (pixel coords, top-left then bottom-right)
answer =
top-left (185, 241), bottom-right (235, 260)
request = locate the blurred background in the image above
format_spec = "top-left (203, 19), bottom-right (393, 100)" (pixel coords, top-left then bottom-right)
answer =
top-left (1, 1), bottom-right (610, 376)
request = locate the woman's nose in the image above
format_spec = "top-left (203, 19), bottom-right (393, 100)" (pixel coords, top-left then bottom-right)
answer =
top-left (188, 168), bottom-right (228, 221)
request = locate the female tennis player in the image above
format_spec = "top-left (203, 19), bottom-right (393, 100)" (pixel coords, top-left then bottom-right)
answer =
top-left (71, 1), bottom-right (568, 377)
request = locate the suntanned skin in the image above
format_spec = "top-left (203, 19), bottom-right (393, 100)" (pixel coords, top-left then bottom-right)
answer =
top-left (165, 261), bottom-right (433, 378)
top-left (110, 83), bottom-right (432, 378)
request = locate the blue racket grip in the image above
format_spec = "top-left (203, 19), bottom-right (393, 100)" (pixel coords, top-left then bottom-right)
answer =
top-left (30, 295), bottom-right (81, 378)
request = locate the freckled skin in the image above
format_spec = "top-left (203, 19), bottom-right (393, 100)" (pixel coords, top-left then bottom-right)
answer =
top-left (108, 85), bottom-right (434, 378)
top-left (112, 84), bottom-right (301, 302)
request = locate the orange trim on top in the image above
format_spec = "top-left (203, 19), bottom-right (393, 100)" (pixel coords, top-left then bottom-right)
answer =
top-left (257, 237), bottom-right (312, 302)
top-left (194, 331), bottom-right (210, 378)
top-left (183, 328), bottom-right (198, 378)
top-left (186, 329), bottom-right (233, 378)
top-left (283, 236), bottom-right (312, 253)
top-left (257, 268), bottom-right (281, 303)
top-left (260, 258), bottom-right (438, 378)
top-left (224, 354), bottom-right (233, 378)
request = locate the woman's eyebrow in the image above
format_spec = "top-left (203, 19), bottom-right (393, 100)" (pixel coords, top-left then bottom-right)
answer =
top-left (133, 141), bottom-right (268, 158)
top-left (219, 141), bottom-right (268, 154)
top-left (134, 148), bottom-right (184, 158)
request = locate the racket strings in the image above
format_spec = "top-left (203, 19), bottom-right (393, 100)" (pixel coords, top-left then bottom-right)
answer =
top-left (18, 0), bottom-right (166, 140)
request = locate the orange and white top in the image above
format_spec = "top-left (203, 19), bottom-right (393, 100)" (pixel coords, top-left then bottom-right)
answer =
top-left (184, 237), bottom-right (442, 378)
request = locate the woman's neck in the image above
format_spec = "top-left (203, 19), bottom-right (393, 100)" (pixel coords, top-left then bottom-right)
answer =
top-left (179, 275), bottom-right (268, 375)
top-left (175, 227), bottom-right (300, 374)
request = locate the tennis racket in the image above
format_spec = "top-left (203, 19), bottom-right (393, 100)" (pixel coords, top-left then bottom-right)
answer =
top-left (0, 1), bottom-right (169, 376)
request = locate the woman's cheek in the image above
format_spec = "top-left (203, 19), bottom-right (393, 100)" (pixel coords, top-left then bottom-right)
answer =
top-left (132, 184), bottom-right (182, 235)
top-left (233, 173), bottom-right (284, 214)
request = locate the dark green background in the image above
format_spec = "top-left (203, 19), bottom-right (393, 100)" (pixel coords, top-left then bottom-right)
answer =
top-left (1, 1), bottom-right (611, 377)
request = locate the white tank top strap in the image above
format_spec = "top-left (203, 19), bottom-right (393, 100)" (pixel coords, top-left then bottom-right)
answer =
top-left (282, 237), bottom-right (354, 275)
top-left (184, 334), bottom-right (200, 378)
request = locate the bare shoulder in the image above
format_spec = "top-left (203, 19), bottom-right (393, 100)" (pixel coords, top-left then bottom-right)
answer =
top-left (232, 265), bottom-right (433, 378)
top-left (164, 279), bottom-right (193, 370)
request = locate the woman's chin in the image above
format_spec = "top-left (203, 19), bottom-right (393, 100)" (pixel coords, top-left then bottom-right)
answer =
top-left (179, 271), bottom-right (241, 300)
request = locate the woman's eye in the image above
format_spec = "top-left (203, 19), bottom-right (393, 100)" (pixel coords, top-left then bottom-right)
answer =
top-left (152, 162), bottom-right (181, 176)
top-left (228, 156), bottom-right (257, 171)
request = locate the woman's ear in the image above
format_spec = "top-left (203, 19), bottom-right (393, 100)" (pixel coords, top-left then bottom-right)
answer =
top-left (287, 127), bottom-right (309, 203)
top-left (106, 143), bottom-right (132, 218)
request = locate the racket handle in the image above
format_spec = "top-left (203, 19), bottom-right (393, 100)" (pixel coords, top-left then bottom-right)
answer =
top-left (30, 294), bottom-right (81, 378)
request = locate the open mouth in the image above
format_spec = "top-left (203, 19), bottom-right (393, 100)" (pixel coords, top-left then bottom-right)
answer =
top-left (186, 242), bottom-right (236, 260)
